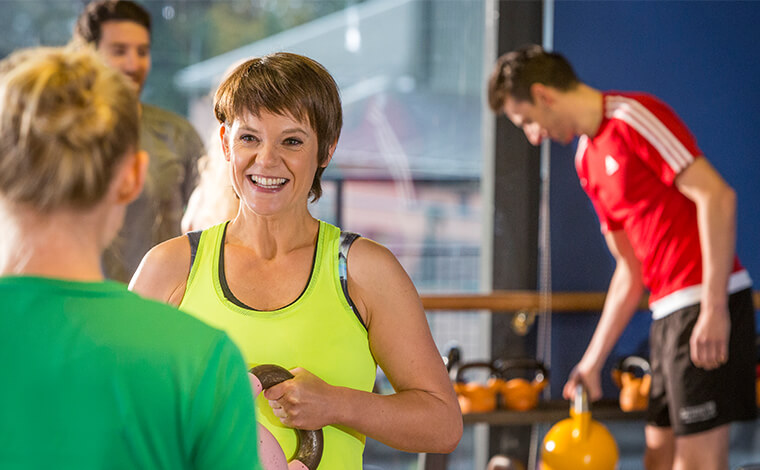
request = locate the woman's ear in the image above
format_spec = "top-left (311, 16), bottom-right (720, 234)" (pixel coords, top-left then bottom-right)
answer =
top-left (114, 150), bottom-right (148, 204)
top-left (219, 124), bottom-right (231, 161)
top-left (322, 140), bottom-right (338, 168)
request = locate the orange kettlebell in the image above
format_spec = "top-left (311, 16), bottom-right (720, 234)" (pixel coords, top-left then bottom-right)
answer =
top-left (611, 355), bottom-right (651, 412)
top-left (540, 384), bottom-right (619, 470)
top-left (452, 361), bottom-right (501, 414)
top-left (494, 358), bottom-right (549, 411)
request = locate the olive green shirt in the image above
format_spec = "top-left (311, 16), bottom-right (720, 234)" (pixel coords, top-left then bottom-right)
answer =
top-left (103, 104), bottom-right (204, 282)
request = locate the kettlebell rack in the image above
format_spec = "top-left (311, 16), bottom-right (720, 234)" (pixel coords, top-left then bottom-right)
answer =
top-left (459, 399), bottom-right (643, 426)
top-left (417, 289), bottom-right (760, 470)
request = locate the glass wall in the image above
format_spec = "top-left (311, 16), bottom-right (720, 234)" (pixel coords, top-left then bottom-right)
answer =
top-left (1, 1), bottom-right (490, 466)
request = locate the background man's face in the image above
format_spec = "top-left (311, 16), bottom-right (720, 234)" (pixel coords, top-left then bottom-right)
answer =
top-left (504, 94), bottom-right (576, 146)
top-left (97, 20), bottom-right (151, 93)
top-left (504, 97), bottom-right (548, 146)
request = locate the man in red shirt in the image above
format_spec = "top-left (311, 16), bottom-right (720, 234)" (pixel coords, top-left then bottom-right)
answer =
top-left (488, 44), bottom-right (755, 470)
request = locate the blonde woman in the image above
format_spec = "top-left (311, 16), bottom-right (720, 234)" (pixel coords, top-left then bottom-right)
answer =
top-left (0, 47), bottom-right (261, 469)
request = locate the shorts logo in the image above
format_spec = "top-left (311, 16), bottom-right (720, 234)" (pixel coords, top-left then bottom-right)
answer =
top-left (678, 400), bottom-right (717, 424)
top-left (605, 155), bottom-right (620, 176)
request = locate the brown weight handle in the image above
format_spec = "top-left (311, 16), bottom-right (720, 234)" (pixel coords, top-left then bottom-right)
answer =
top-left (250, 364), bottom-right (324, 470)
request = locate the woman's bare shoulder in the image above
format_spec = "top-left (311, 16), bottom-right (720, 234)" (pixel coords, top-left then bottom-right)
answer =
top-left (346, 237), bottom-right (405, 282)
top-left (128, 235), bottom-right (192, 306)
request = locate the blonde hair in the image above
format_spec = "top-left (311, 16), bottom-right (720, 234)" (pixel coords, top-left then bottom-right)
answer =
top-left (0, 46), bottom-right (139, 212)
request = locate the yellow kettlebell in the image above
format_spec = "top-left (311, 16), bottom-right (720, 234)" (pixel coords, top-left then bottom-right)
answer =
top-left (540, 384), bottom-right (619, 470)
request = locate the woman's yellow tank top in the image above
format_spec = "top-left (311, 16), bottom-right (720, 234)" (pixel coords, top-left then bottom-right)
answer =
top-left (179, 220), bottom-right (377, 469)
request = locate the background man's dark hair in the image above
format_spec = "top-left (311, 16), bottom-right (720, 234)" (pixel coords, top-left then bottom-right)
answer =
top-left (488, 44), bottom-right (579, 112)
top-left (74, 0), bottom-right (151, 46)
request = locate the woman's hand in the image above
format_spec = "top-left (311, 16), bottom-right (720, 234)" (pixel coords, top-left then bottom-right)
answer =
top-left (263, 367), bottom-right (337, 430)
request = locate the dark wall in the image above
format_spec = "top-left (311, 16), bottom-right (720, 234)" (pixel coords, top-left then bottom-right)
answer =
top-left (489, 1), bottom-right (544, 460)
top-left (547, 0), bottom-right (760, 398)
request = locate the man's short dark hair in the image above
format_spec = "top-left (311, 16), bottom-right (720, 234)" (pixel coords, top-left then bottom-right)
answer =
top-left (488, 44), bottom-right (579, 112)
top-left (74, 0), bottom-right (151, 46)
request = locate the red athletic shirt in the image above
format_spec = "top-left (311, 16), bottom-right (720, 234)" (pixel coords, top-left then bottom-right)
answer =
top-left (575, 92), bottom-right (750, 318)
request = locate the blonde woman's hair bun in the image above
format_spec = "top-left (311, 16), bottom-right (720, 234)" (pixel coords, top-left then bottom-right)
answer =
top-left (0, 45), bottom-right (139, 212)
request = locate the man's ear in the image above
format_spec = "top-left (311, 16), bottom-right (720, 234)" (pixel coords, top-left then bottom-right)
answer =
top-left (114, 150), bottom-right (148, 205)
top-left (219, 124), bottom-right (231, 162)
top-left (530, 83), bottom-right (555, 106)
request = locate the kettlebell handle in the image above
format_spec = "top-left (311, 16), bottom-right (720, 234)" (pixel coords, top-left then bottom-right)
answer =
top-left (453, 361), bottom-right (501, 383)
top-left (570, 383), bottom-right (592, 442)
top-left (493, 358), bottom-right (549, 384)
top-left (617, 355), bottom-right (651, 376)
top-left (443, 344), bottom-right (461, 373)
top-left (250, 364), bottom-right (324, 470)
top-left (573, 383), bottom-right (589, 414)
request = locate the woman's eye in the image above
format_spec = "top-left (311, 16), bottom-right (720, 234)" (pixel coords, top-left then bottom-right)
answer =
top-left (241, 134), bottom-right (258, 143)
top-left (284, 138), bottom-right (302, 146)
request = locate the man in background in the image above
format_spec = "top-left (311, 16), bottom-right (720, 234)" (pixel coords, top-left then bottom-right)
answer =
top-left (74, 0), bottom-right (205, 282)
top-left (488, 44), bottom-right (755, 470)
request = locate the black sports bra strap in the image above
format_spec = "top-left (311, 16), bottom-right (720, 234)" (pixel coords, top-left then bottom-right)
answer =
top-left (339, 231), bottom-right (366, 330)
top-left (186, 230), bottom-right (203, 270)
top-left (339, 231), bottom-right (361, 261)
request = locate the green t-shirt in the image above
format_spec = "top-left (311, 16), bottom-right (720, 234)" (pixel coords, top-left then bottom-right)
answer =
top-left (0, 276), bottom-right (261, 470)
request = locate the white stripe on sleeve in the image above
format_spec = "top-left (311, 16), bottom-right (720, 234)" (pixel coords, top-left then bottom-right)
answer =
top-left (606, 96), bottom-right (694, 173)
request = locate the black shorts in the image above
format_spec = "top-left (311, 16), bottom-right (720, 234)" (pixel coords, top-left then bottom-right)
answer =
top-left (647, 288), bottom-right (757, 436)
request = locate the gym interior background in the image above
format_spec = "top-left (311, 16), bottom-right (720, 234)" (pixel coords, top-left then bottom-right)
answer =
top-left (2, 1), bottom-right (758, 468)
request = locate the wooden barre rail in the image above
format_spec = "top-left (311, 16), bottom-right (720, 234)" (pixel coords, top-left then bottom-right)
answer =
top-left (461, 400), bottom-right (645, 425)
top-left (420, 290), bottom-right (760, 313)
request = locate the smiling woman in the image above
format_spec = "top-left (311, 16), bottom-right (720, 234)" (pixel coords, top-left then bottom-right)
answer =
top-left (129, 52), bottom-right (462, 469)
top-left (220, 110), bottom-right (322, 217)
top-left (213, 53), bottom-right (342, 203)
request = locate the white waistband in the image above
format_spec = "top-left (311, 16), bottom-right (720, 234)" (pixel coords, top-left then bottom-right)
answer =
top-left (650, 270), bottom-right (753, 320)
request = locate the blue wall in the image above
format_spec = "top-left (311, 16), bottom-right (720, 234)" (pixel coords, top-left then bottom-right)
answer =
top-left (546, 1), bottom-right (760, 398)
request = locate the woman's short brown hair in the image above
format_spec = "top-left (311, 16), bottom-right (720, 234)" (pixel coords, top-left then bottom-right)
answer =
top-left (0, 46), bottom-right (139, 212)
top-left (214, 52), bottom-right (342, 201)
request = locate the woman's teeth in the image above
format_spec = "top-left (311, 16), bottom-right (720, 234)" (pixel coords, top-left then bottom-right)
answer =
top-left (251, 176), bottom-right (287, 188)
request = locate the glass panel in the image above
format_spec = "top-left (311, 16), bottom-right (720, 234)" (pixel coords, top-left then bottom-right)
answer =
top-left (1, 1), bottom-right (488, 466)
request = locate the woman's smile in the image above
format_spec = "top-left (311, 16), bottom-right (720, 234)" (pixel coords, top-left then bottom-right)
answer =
top-left (248, 174), bottom-right (289, 191)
